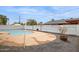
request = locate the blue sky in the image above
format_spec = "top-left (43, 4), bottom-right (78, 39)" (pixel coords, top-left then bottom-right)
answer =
top-left (0, 6), bottom-right (79, 24)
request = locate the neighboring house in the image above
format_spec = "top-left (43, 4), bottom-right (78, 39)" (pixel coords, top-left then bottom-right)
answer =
top-left (65, 18), bottom-right (79, 24)
top-left (44, 19), bottom-right (67, 25)
top-left (45, 18), bottom-right (79, 25)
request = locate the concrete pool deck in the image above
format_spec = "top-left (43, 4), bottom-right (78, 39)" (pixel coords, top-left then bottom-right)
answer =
top-left (0, 31), bottom-right (56, 46)
top-left (0, 31), bottom-right (79, 52)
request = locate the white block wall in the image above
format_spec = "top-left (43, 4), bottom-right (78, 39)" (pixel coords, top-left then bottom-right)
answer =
top-left (25, 25), bottom-right (78, 36)
top-left (0, 25), bottom-right (24, 30)
top-left (0, 25), bottom-right (78, 36)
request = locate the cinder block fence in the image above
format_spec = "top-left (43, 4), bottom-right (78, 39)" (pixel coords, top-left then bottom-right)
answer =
top-left (0, 25), bottom-right (78, 36)
top-left (25, 25), bottom-right (79, 36)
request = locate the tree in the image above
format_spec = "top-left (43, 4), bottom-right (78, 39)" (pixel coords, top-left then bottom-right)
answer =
top-left (0, 15), bottom-right (9, 25)
top-left (51, 19), bottom-right (55, 21)
top-left (26, 19), bottom-right (37, 25)
top-left (38, 22), bottom-right (43, 25)
top-left (12, 22), bottom-right (19, 25)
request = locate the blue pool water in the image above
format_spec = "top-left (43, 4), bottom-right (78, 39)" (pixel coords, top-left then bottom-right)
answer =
top-left (0, 30), bottom-right (32, 36)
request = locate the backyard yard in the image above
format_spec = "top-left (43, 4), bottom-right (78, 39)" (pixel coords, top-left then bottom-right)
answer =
top-left (0, 31), bottom-right (78, 52)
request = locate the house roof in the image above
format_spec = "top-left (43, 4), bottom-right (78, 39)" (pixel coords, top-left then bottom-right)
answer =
top-left (66, 18), bottom-right (79, 22)
top-left (66, 18), bottom-right (79, 20)
top-left (45, 18), bottom-right (79, 25)
top-left (45, 20), bottom-right (67, 25)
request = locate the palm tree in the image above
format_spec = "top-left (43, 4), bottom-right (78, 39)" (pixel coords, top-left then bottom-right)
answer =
top-left (0, 15), bottom-right (9, 25)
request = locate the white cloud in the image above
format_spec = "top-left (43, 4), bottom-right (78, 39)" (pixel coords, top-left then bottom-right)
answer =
top-left (4, 6), bottom-right (79, 20)
top-left (5, 7), bottom-right (54, 16)
top-left (19, 8), bottom-right (53, 15)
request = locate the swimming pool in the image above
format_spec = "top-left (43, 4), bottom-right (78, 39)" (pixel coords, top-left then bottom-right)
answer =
top-left (0, 30), bottom-right (32, 36)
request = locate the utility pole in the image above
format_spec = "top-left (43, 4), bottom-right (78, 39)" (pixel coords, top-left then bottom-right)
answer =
top-left (19, 16), bottom-right (21, 24)
top-left (7, 18), bottom-right (9, 25)
top-left (40, 22), bottom-right (43, 31)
